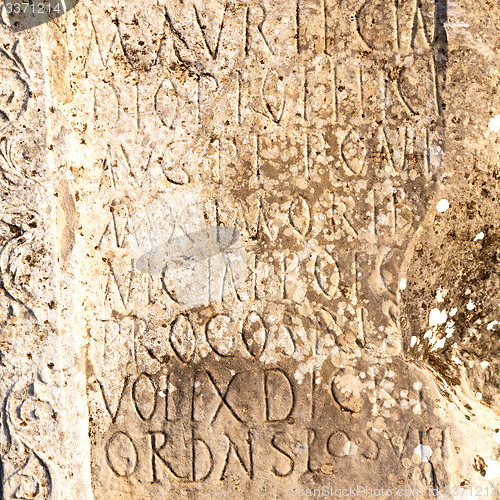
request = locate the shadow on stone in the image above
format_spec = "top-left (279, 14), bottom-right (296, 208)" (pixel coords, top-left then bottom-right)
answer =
top-left (136, 225), bottom-right (247, 308)
top-left (136, 225), bottom-right (243, 275)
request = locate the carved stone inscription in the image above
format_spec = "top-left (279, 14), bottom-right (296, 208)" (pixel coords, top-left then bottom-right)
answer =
top-left (88, 355), bottom-right (456, 497)
top-left (61, 0), bottom-right (500, 497)
top-left (77, 0), bottom-right (447, 349)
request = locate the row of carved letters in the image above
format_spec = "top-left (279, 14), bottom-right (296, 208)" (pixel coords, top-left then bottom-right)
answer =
top-left (103, 245), bottom-right (396, 320)
top-left (98, 126), bottom-right (435, 193)
top-left (101, 193), bottom-right (414, 260)
top-left (97, 368), bottom-right (418, 427)
top-left (103, 424), bottom-right (451, 483)
top-left (86, 0), bottom-right (439, 69)
top-left (93, 61), bottom-right (439, 131)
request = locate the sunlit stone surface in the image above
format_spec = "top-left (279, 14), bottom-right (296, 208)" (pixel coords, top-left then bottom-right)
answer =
top-left (0, 0), bottom-right (498, 498)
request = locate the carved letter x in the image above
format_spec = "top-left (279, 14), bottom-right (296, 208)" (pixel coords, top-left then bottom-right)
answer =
top-left (206, 371), bottom-right (244, 424)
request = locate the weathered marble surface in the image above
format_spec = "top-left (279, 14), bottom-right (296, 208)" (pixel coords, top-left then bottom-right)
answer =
top-left (0, 0), bottom-right (499, 498)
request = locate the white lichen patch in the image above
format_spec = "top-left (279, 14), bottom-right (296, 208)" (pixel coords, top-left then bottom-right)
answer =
top-left (436, 199), bottom-right (449, 213)
top-left (445, 320), bottom-right (455, 336)
top-left (436, 288), bottom-right (449, 303)
top-left (489, 115), bottom-right (500, 133)
top-left (429, 308), bottom-right (447, 327)
top-left (485, 459), bottom-right (500, 480)
top-left (413, 445), bottom-right (433, 463)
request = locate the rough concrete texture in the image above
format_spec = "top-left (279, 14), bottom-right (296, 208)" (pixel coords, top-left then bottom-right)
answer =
top-left (0, 0), bottom-right (499, 498)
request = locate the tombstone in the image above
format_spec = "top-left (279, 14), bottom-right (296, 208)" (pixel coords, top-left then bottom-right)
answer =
top-left (0, 0), bottom-right (498, 498)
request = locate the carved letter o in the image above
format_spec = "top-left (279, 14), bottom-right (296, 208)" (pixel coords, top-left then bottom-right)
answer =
top-left (106, 431), bottom-right (138, 477)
